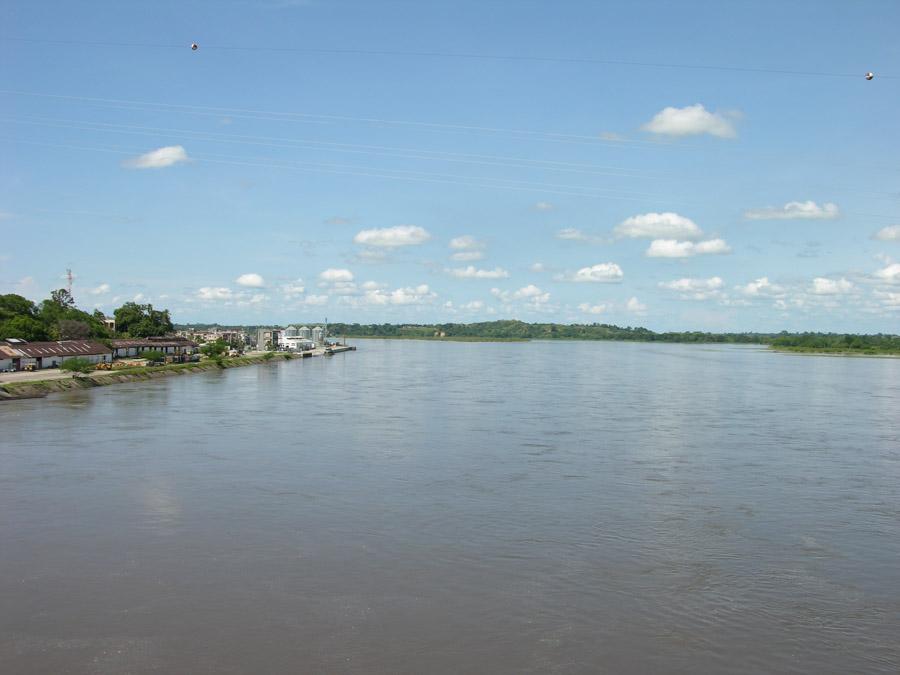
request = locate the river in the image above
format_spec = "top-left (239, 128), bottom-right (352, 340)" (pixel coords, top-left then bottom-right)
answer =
top-left (1, 340), bottom-right (898, 674)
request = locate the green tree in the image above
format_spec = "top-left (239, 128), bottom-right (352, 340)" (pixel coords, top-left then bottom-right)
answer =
top-left (141, 349), bottom-right (166, 363)
top-left (58, 319), bottom-right (91, 340)
top-left (200, 340), bottom-right (227, 359)
top-left (114, 302), bottom-right (174, 337)
top-left (0, 315), bottom-right (50, 341)
top-left (60, 357), bottom-right (95, 375)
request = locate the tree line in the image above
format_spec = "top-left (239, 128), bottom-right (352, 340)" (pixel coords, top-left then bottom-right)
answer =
top-left (323, 320), bottom-right (899, 351)
top-left (0, 291), bottom-right (174, 342)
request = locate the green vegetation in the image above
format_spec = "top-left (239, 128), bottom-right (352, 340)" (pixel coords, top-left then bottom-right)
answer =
top-left (262, 351), bottom-right (275, 361)
top-left (141, 349), bottom-right (166, 363)
top-left (113, 302), bottom-right (174, 338)
top-left (1, 291), bottom-right (110, 341)
top-left (770, 333), bottom-right (900, 355)
top-left (1, 292), bottom-right (176, 342)
top-left (59, 357), bottom-right (95, 375)
top-left (322, 321), bottom-right (899, 354)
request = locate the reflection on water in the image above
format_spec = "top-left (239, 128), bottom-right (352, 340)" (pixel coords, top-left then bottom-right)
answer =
top-left (1, 341), bottom-right (899, 674)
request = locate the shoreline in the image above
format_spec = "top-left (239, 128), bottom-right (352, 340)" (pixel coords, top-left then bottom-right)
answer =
top-left (0, 350), bottom-right (348, 402)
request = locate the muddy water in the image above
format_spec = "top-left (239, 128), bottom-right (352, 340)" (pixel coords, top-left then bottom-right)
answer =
top-left (1, 340), bottom-right (898, 674)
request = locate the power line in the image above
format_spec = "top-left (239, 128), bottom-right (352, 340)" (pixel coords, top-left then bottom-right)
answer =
top-left (4, 36), bottom-right (896, 80)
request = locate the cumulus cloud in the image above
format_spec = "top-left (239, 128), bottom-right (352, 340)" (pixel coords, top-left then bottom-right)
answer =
top-left (281, 279), bottom-right (306, 298)
top-left (196, 287), bottom-right (234, 301)
top-left (874, 263), bottom-right (900, 284)
top-left (744, 201), bottom-right (840, 221)
top-left (460, 300), bottom-right (485, 311)
top-left (89, 283), bottom-right (111, 295)
top-left (646, 238), bottom-right (731, 258)
top-left (530, 262), bottom-right (546, 273)
top-left (491, 284), bottom-right (550, 305)
top-left (123, 145), bottom-right (190, 169)
top-left (449, 235), bottom-right (483, 250)
top-left (353, 225), bottom-right (430, 247)
top-left (319, 268), bottom-right (354, 282)
top-left (449, 236), bottom-right (486, 261)
top-left (235, 273), bottom-right (265, 288)
top-left (626, 297), bottom-right (647, 314)
top-left (873, 225), bottom-right (900, 241)
top-left (736, 277), bottom-right (783, 296)
top-left (810, 277), bottom-right (854, 295)
top-left (558, 263), bottom-right (624, 283)
top-left (659, 276), bottom-right (724, 300)
top-left (873, 289), bottom-right (900, 310)
top-left (578, 302), bottom-right (609, 315)
top-left (641, 104), bottom-right (737, 138)
top-left (447, 266), bottom-right (510, 279)
top-left (614, 212), bottom-right (703, 240)
top-left (358, 284), bottom-right (437, 306)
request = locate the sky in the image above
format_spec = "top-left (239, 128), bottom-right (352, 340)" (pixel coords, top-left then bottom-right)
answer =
top-left (1, 0), bottom-right (899, 332)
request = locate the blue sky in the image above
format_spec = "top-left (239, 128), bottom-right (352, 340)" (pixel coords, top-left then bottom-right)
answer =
top-left (1, 0), bottom-right (899, 331)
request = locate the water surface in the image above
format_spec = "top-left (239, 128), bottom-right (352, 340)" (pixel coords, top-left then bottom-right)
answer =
top-left (2, 340), bottom-right (898, 674)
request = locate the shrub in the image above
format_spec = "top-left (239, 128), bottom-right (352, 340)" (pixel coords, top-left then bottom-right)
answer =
top-left (60, 357), bottom-right (95, 375)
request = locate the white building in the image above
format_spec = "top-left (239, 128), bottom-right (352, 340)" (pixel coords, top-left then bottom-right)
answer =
top-left (311, 326), bottom-right (324, 346)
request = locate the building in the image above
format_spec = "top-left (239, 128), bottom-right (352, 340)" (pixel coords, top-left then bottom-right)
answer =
top-left (298, 326), bottom-right (311, 339)
top-left (109, 337), bottom-right (198, 359)
top-left (0, 339), bottom-right (112, 370)
top-left (102, 316), bottom-right (116, 333)
top-left (255, 328), bottom-right (281, 350)
top-left (311, 326), bottom-right (324, 346)
top-left (0, 343), bottom-right (19, 371)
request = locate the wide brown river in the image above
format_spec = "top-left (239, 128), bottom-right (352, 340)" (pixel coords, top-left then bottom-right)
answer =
top-left (1, 340), bottom-right (898, 674)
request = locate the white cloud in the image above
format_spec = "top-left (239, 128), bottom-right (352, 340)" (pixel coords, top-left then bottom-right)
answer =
top-left (873, 225), bottom-right (900, 241)
top-left (447, 266), bottom-right (510, 279)
top-left (530, 262), bottom-right (546, 273)
top-left (123, 145), bottom-right (190, 169)
top-left (449, 235), bottom-right (483, 250)
top-left (659, 276), bottom-right (724, 300)
top-left (873, 289), bottom-right (900, 309)
top-left (560, 263), bottom-right (624, 283)
top-left (235, 273), bottom-right (265, 288)
top-left (641, 104), bottom-right (737, 138)
top-left (450, 250), bottom-right (485, 262)
top-left (196, 287), bottom-right (233, 301)
top-left (353, 249), bottom-right (389, 263)
top-left (646, 238), bottom-right (731, 257)
top-left (614, 212), bottom-right (703, 240)
top-left (460, 300), bottom-right (485, 311)
top-left (811, 277), bottom-right (854, 295)
top-left (491, 284), bottom-right (550, 305)
top-left (353, 225), bottom-right (430, 247)
top-left (295, 294), bottom-right (329, 306)
top-left (319, 268), bottom-right (354, 283)
top-left (359, 284), bottom-right (437, 306)
top-left (626, 297), bottom-right (647, 314)
top-left (736, 277), bottom-right (783, 296)
top-left (556, 228), bottom-right (603, 243)
top-left (534, 201), bottom-right (554, 211)
top-left (89, 283), bottom-right (111, 295)
top-left (744, 201), bottom-right (840, 221)
top-left (578, 302), bottom-right (609, 315)
top-left (874, 263), bottom-right (900, 284)
top-left (281, 279), bottom-right (306, 298)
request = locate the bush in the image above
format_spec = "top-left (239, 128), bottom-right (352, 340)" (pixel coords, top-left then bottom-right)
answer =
top-left (142, 349), bottom-right (166, 363)
top-left (262, 352), bottom-right (275, 361)
top-left (60, 357), bottom-right (95, 375)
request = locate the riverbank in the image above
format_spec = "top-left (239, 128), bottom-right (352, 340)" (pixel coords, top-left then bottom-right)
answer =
top-left (0, 351), bottom-right (333, 401)
top-left (771, 346), bottom-right (900, 358)
top-left (346, 335), bottom-right (529, 342)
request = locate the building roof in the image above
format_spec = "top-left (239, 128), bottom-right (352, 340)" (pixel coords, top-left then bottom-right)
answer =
top-left (2, 340), bottom-right (112, 357)
top-left (110, 337), bottom-right (198, 348)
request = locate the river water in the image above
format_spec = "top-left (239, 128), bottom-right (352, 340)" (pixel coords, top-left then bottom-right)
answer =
top-left (1, 340), bottom-right (898, 674)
